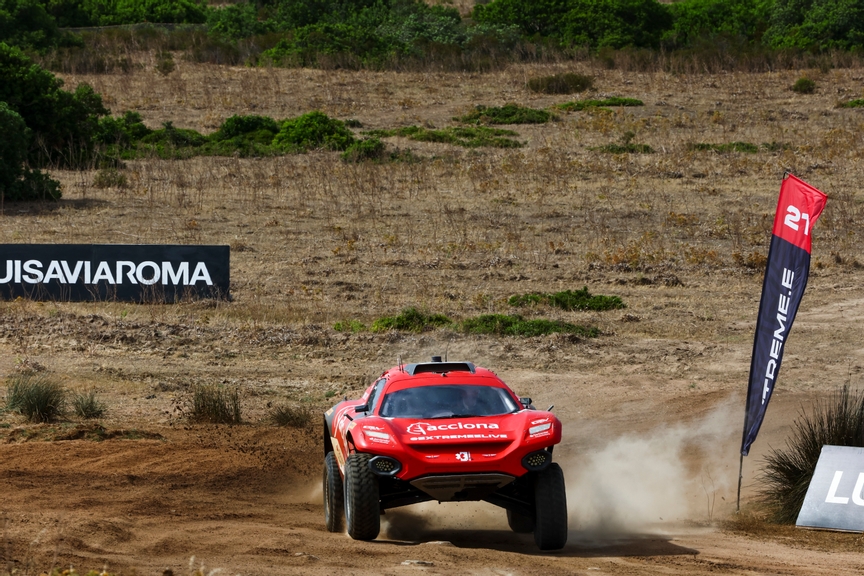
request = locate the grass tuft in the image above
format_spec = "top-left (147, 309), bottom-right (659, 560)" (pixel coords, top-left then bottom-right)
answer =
top-left (73, 390), bottom-right (106, 419)
top-left (527, 73), bottom-right (593, 94)
top-left (333, 319), bottom-right (367, 332)
top-left (791, 76), bottom-right (816, 94)
top-left (509, 287), bottom-right (625, 311)
top-left (6, 373), bottom-right (66, 423)
top-left (839, 99), bottom-right (864, 108)
top-left (190, 385), bottom-right (242, 424)
top-left (760, 386), bottom-right (864, 523)
top-left (270, 404), bottom-right (312, 427)
top-left (461, 314), bottom-right (599, 338)
top-left (690, 141), bottom-right (759, 153)
top-left (456, 104), bottom-right (552, 125)
top-left (371, 307), bottom-right (452, 332)
top-left (556, 97), bottom-right (643, 111)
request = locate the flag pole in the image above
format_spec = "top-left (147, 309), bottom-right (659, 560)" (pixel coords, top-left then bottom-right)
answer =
top-left (737, 453), bottom-right (743, 512)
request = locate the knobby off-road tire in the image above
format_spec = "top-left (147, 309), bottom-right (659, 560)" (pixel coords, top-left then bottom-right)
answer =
top-left (507, 509), bottom-right (535, 533)
top-left (323, 451), bottom-right (344, 532)
top-left (533, 463), bottom-right (568, 550)
top-left (344, 453), bottom-right (380, 540)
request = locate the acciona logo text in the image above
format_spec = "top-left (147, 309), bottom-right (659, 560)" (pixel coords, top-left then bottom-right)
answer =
top-left (0, 260), bottom-right (213, 286)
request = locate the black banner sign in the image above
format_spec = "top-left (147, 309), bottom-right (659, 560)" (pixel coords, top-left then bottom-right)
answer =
top-left (0, 244), bottom-right (229, 302)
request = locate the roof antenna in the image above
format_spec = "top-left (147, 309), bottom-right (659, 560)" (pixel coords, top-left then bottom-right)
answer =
top-left (444, 338), bottom-right (452, 362)
top-left (398, 354), bottom-right (403, 372)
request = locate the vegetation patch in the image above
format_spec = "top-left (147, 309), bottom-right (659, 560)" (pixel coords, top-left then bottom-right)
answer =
top-left (527, 73), bottom-right (593, 94)
top-left (509, 287), bottom-right (625, 311)
top-left (456, 104), bottom-right (553, 124)
top-left (190, 384), bottom-right (242, 424)
top-left (592, 143), bottom-right (654, 154)
top-left (270, 404), bottom-right (312, 428)
top-left (760, 386), bottom-right (864, 523)
top-left (366, 125), bottom-right (521, 148)
top-left (333, 320), bottom-right (367, 332)
top-left (840, 99), bottom-right (864, 108)
top-left (371, 307), bottom-right (452, 332)
top-left (556, 97), bottom-right (643, 112)
top-left (5, 373), bottom-right (66, 423)
top-left (791, 76), bottom-right (816, 94)
top-left (461, 314), bottom-right (599, 338)
top-left (72, 390), bottom-right (106, 419)
top-left (690, 142), bottom-right (760, 153)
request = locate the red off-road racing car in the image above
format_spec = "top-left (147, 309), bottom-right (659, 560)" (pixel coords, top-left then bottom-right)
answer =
top-left (322, 357), bottom-right (568, 550)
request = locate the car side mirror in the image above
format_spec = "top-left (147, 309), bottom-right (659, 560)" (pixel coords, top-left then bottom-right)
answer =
top-left (354, 404), bottom-right (369, 413)
top-left (519, 397), bottom-right (533, 409)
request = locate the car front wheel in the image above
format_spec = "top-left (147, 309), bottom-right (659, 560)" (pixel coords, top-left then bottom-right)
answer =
top-left (323, 451), bottom-right (344, 532)
top-left (344, 453), bottom-right (380, 540)
top-left (533, 463), bottom-right (568, 550)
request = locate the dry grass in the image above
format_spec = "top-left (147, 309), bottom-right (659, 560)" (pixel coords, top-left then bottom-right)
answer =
top-left (0, 60), bottom-right (862, 424)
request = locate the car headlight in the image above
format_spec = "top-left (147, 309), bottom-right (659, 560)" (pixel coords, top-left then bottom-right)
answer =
top-left (368, 456), bottom-right (402, 476)
top-left (364, 430), bottom-right (391, 441)
top-left (522, 450), bottom-right (551, 471)
top-left (529, 422), bottom-right (552, 436)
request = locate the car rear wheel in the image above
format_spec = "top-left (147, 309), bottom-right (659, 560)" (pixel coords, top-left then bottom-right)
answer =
top-left (507, 509), bottom-right (535, 533)
top-left (344, 453), bottom-right (380, 540)
top-left (323, 451), bottom-right (344, 532)
top-left (533, 463), bottom-right (568, 550)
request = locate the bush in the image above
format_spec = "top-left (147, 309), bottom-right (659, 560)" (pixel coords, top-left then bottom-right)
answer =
top-left (72, 390), bottom-right (106, 419)
top-left (0, 0), bottom-right (61, 50)
top-left (509, 287), bottom-right (625, 311)
top-left (341, 137), bottom-right (386, 162)
top-left (760, 386), bottom-right (864, 523)
top-left (190, 384), bottom-right (241, 424)
top-left (461, 314), bottom-right (599, 338)
top-left (840, 99), bottom-right (864, 108)
top-left (527, 73), bottom-right (593, 94)
top-left (764, 0), bottom-right (864, 51)
top-left (456, 104), bottom-right (552, 124)
top-left (273, 111), bottom-right (356, 152)
top-left (791, 76), bottom-right (816, 94)
top-left (270, 404), bottom-right (312, 427)
top-left (664, 0), bottom-right (773, 48)
top-left (213, 114), bottom-right (280, 140)
top-left (6, 373), bottom-right (66, 422)
top-left (333, 319), bottom-right (367, 332)
top-left (556, 97), bottom-right (643, 111)
top-left (371, 307), bottom-right (451, 332)
top-left (0, 42), bottom-right (108, 168)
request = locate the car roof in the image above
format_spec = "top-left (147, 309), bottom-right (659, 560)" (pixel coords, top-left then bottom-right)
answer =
top-left (380, 364), bottom-right (511, 394)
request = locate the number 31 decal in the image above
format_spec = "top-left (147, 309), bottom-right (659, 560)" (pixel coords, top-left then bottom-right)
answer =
top-left (784, 205), bottom-right (811, 235)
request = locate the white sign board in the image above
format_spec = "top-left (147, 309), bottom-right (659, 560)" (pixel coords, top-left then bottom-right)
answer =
top-left (796, 445), bottom-right (864, 532)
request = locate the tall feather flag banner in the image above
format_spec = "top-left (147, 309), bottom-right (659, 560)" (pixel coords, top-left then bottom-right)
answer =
top-left (741, 174), bottom-right (827, 457)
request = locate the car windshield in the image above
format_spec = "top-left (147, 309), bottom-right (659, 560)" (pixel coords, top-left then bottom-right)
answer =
top-left (379, 385), bottom-right (519, 419)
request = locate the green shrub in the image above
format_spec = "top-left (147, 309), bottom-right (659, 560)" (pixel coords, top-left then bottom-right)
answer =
top-left (333, 319), bottom-right (367, 332)
top-left (270, 404), bottom-right (312, 427)
top-left (367, 125), bottom-right (521, 148)
top-left (791, 77), bottom-right (816, 94)
top-left (764, 0), bottom-right (864, 51)
top-left (760, 386), bottom-right (864, 523)
top-left (461, 314), bottom-right (599, 338)
top-left (509, 287), bottom-right (625, 311)
top-left (690, 141), bottom-right (759, 153)
top-left (273, 111), bottom-right (356, 152)
top-left (6, 373), bottom-right (66, 422)
top-left (154, 50), bottom-right (175, 75)
top-left (212, 114), bottom-right (280, 140)
top-left (527, 73), bottom-right (593, 94)
top-left (190, 384), bottom-right (241, 424)
top-left (0, 43), bottom-right (108, 168)
top-left (557, 97), bottom-right (643, 111)
top-left (840, 99), bottom-right (864, 108)
top-left (664, 0), bottom-right (773, 48)
top-left (371, 307), bottom-right (452, 332)
top-left (96, 111), bottom-right (152, 147)
top-left (0, 0), bottom-right (61, 50)
top-left (456, 104), bottom-right (552, 124)
top-left (72, 390), bottom-right (106, 419)
top-left (341, 137), bottom-right (386, 162)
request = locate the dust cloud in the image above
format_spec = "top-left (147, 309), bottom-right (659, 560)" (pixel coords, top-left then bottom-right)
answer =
top-left (564, 400), bottom-right (740, 534)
